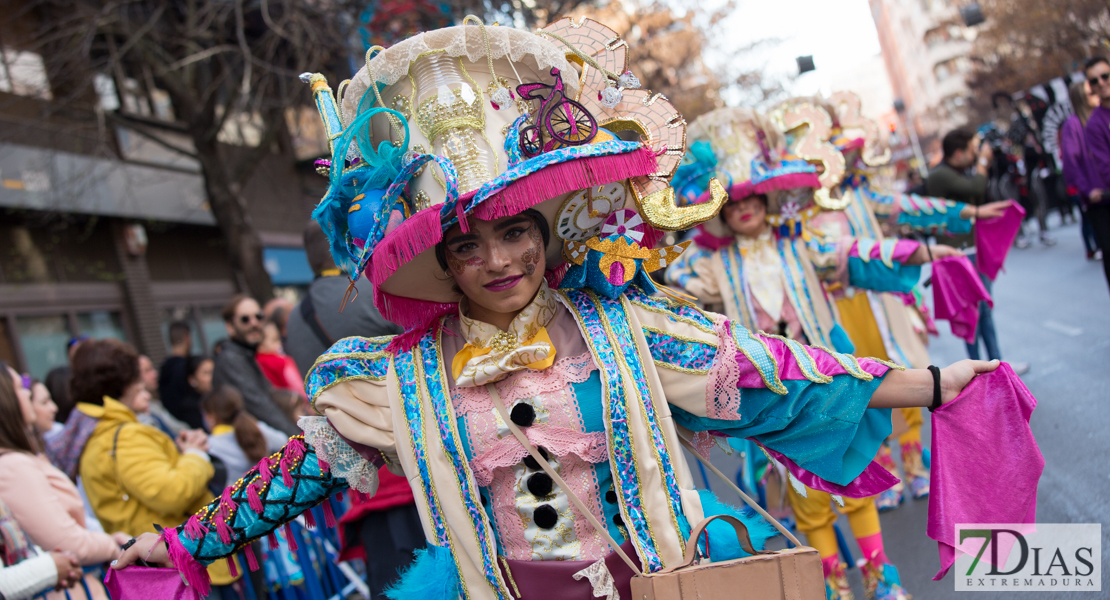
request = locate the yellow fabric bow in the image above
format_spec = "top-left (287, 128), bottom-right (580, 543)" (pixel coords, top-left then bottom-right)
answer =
top-left (451, 281), bottom-right (560, 387)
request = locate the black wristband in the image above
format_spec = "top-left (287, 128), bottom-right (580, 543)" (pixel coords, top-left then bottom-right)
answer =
top-left (927, 365), bottom-right (942, 412)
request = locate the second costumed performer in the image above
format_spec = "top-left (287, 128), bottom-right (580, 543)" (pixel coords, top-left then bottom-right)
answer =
top-left (664, 105), bottom-right (961, 600)
top-left (115, 17), bottom-right (999, 600)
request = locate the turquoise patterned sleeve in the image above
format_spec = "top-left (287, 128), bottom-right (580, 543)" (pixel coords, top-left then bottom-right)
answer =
top-left (175, 436), bottom-right (348, 569)
top-left (628, 289), bottom-right (895, 488)
top-left (306, 335), bottom-right (393, 408)
top-left (847, 238), bottom-right (922, 293)
top-left (664, 243), bottom-right (711, 290)
top-left (870, 189), bottom-right (972, 235)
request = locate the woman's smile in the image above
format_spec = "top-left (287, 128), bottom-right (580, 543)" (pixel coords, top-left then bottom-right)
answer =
top-left (484, 274), bottom-right (523, 291)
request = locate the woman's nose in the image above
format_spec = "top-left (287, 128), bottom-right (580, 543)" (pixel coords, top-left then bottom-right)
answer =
top-left (487, 243), bottom-right (512, 269)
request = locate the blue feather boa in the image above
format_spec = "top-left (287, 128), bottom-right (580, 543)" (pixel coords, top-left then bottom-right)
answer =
top-left (696, 488), bottom-right (778, 560)
top-left (384, 544), bottom-right (461, 600)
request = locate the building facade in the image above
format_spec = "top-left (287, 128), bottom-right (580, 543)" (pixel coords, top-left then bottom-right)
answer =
top-left (0, 41), bottom-right (326, 379)
top-left (869, 0), bottom-right (977, 150)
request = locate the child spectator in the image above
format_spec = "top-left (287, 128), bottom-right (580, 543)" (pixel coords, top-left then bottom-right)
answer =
top-left (201, 386), bottom-right (288, 483)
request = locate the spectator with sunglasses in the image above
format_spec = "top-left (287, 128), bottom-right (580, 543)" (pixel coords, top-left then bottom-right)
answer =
top-left (211, 295), bottom-right (298, 436)
top-left (1084, 56), bottom-right (1110, 294)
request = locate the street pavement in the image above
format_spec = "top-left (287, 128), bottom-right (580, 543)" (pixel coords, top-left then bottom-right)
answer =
top-left (684, 214), bottom-right (1109, 598)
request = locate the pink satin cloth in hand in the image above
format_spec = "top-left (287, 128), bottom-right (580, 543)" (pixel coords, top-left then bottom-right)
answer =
top-left (927, 363), bottom-right (1042, 580)
top-left (105, 565), bottom-right (202, 600)
top-left (975, 200), bottom-right (1025, 281)
top-left (931, 255), bottom-right (992, 343)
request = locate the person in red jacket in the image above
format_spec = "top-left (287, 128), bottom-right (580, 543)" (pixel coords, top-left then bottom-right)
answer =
top-left (338, 469), bottom-right (424, 599)
top-left (254, 320), bottom-right (307, 401)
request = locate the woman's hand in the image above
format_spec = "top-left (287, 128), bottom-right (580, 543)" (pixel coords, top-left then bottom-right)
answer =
top-left (112, 532), bottom-right (171, 569)
top-left (870, 359), bottom-right (1000, 408)
top-left (939, 359), bottom-right (1000, 404)
top-left (959, 200), bottom-right (1010, 220)
top-left (111, 532), bottom-right (132, 546)
top-left (909, 243), bottom-right (962, 264)
top-left (50, 551), bottom-right (81, 589)
top-left (177, 430), bottom-right (209, 454)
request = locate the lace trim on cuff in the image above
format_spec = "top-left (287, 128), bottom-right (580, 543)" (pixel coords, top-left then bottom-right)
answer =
top-left (299, 416), bottom-right (379, 495)
top-left (706, 315), bottom-right (743, 420)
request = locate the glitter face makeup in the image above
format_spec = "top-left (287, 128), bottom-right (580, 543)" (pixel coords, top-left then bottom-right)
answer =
top-left (441, 214), bottom-right (548, 331)
top-left (447, 254), bottom-right (485, 275)
top-left (521, 223), bottom-right (543, 276)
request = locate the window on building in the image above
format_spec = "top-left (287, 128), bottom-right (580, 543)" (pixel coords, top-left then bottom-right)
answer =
top-left (197, 306), bottom-right (228, 354)
top-left (0, 319), bottom-right (18, 370)
top-left (217, 109), bottom-right (264, 147)
top-left (160, 307), bottom-right (208, 355)
top-left (76, 311), bottom-right (127, 342)
top-left (0, 49), bottom-right (52, 100)
top-left (14, 315), bottom-right (70, 380)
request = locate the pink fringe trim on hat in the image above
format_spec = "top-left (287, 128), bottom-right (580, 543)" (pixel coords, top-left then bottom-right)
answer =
top-left (470, 148), bottom-right (658, 221)
top-left (368, 207), bottom-right (444, 289)
top-left (696, 172), bottom-right (823, 205)
top-left (693, 226), bottom-right (734, 251)
top-left (375, 289), bottom-right (457, 335)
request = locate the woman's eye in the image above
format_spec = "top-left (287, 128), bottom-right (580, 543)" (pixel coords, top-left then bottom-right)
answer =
top-left (452, 243), bottom-right (477, 254)
top-left (505, 227), bottom-right (527, 240)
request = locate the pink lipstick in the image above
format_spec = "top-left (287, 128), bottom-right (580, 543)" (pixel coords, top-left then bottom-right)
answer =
top-left (484, 275), bottom-right (522, 292)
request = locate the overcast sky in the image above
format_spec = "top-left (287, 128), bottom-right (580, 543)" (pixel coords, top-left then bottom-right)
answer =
top-left (697, 0), bottom-right (886, 105)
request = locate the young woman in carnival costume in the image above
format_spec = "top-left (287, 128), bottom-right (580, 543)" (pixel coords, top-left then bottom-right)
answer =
top-left (776, 93), bottom-right (1009, 511)
top-left (115, 19), bottom-right (999, 600)
top-left (664, 106), bottom-right (968, 600)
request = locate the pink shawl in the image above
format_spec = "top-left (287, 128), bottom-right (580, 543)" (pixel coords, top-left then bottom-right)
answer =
top-left (974, 200), bottom-right (1025, 281)
top-left (927, 363), bottom-right (1042, 580)
top-left (931, 255), bottom-right (991, 343)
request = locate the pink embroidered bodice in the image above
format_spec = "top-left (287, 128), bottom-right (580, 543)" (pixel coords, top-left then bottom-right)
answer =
top-left (444, 308), bottom-right (623, 561)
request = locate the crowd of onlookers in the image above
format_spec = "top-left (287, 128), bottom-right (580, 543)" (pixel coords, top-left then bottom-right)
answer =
top-left (0, 221), bottom-right (410, 600)
top-left (1059, 57), bottom-right (1110, 293)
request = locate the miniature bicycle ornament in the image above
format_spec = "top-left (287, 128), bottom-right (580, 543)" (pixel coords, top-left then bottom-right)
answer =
top-left (517, 67), bottom-right (599, 158)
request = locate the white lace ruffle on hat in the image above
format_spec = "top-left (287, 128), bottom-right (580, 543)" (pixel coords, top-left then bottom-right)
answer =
top-left (340, 24), bottom-right (577, 123)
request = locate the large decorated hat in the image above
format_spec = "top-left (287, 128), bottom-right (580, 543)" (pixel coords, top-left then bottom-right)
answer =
top-left (768, 97), bottom-right (849, 210)
top-left (304, 17), bottom-right (725, 329)
top-left (823, 91), bottom-right (891, 168)
top-left (677, 107), bottom-right (820, 239)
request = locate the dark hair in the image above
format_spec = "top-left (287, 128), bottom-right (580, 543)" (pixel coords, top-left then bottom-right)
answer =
top-left (0, 364), bottom-right (36, 454)
top-left (221, 294), bottom-right (254, 323)
top-left (269, 389), bottom-right (303, 426)
top-left (201, 386), bottom-right (268, 463)
top-left (1085, 56), bottom-right (1109, 73)
top-left (186, 355), bottom-right (212, 379)
top-left (433, 208), bottom-right (550, 271)
top-left (168, 321), bottom-right (192, 346)
top-left (942, 127), bottom-right (977, 160)
top-left (304, 219), bottom-right (338, 276)
top-left (69, 339), bottom-right (140, 406)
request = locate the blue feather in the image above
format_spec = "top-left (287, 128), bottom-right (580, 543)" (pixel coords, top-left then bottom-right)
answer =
top-left (383, 544), bottom-right (461, 600)
top-left (696, 489), bottom-right (778, 561)
top-left (311, 106), bottom-right (409, 276)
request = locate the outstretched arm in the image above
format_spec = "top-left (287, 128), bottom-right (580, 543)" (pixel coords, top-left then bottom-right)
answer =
top-left (115, 336), bottom-right (396, 594)
top-left (631, 291), bottom-right (998, 492)
top-left (870, 359), bottom-right (999, 408)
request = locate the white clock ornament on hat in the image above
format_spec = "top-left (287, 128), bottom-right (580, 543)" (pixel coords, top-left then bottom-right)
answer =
top-left (554, 183), bottom-right (629, 241)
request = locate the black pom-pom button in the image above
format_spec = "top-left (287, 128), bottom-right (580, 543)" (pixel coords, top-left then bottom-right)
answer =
top-left (522, 446), bottom-right (549, 470)
top-left (605, 489), bottom-right (617, 504)
top-left (527, 473), bottom-right (553, 497)
top-left (534, 504), bottom-right (558, 529)
top-left (510, 403), bottom-right (535, 427)
top-left (612, 513), bottom-right (624, 528)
